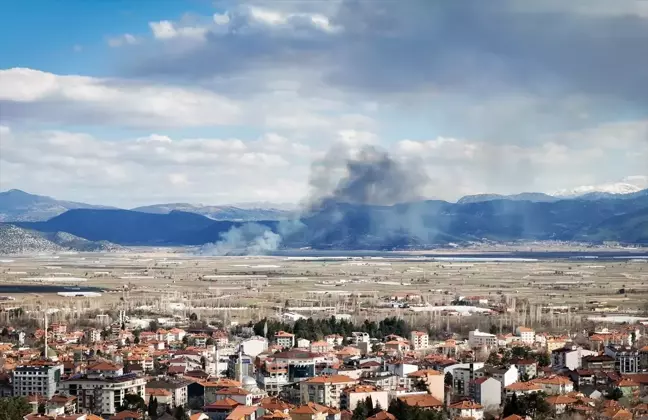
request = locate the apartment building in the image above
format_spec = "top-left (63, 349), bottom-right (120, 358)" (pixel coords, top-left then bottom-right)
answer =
top-left (59, 362), bottom-right (146, 416)
top-left (468, 329), bottom-right (497, 348)
top-left (410, 331), bottom-right (429, 351)
top-left (300, 374), bottom-right (357, 408)
top-left (275, 331), bottom-right (296, 349)
top-left (605, 345), bottom-right (640, 374)
top-left (12, 360), bottom-right (64, 399)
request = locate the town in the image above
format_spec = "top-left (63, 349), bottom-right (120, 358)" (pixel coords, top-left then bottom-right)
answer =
top-left (1, 302), bottom-right (647, 420)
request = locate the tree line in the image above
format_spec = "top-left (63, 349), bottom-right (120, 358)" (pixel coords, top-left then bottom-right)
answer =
top-left (250, 316), bottom-right (412, 342)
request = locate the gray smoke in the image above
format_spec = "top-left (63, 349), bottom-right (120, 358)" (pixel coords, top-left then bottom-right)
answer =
top-left (201, 144), bottom-right (434, 255)
top-left (199, 219), bottom-right (306, 256)
top-left (199, 223), bottom-right (282, 256)
top-left (307, 145), bottom-right (430, 208)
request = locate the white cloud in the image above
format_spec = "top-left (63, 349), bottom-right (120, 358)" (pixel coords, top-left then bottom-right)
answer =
top-left (0, 127), bottom-right (315, 207)
top-left (107, 33), bottom-right (141, 47)
top-left (213, 13), bottom-right (230, 25)
top-left (149, 20), bottom-right (208, 40)
top-left (0, 68), bottom-right (241, 128)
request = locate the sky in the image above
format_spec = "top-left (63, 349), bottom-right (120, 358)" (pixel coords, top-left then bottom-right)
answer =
top-left (0, 0), bottom-right (647, 208)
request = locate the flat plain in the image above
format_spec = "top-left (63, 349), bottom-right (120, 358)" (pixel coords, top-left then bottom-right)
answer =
top-left (1, 248), bottom-right (647, 331)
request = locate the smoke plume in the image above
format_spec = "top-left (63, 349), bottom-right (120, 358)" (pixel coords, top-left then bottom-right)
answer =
top-left (199, 223), bottom-right (282, 256)
top-left (307, 145), bottom-right (430, 208)
top-left (200, 144), bottom-right (434, 255)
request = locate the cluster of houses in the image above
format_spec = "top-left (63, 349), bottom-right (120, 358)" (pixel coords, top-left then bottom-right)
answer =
top-left (0, 317), bottom-right (647, 420)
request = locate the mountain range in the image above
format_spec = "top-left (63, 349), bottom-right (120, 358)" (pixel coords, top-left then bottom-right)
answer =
top-left (0, 190), bottom-right (293, 222)
top-left (0, 188), bottom-right (644, 251)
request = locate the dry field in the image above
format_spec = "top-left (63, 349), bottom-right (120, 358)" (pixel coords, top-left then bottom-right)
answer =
top-left (1, 249), bottom-right (647, 330)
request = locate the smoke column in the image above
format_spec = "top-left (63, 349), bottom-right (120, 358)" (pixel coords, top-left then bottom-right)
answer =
top-left (200, 144), bottom-right (433, 255)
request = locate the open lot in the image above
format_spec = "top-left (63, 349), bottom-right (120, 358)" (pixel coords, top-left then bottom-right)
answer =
top-left (1, 249), bottom-right (647, 330)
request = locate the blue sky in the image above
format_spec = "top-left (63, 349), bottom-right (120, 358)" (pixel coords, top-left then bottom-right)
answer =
top-left (0, 0), bottom-right (647, 207)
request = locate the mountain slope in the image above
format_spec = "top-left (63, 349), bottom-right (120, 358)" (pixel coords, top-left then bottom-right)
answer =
top-left (584, 207), bottom-right (648, 244)
top-left (0, 224), bottom-right (64, 254)
top-left (15, 192), bottom-right (648, 248)
top-left (18, 209), bottom-right (224, 245)
top-left (132, 203), bottom-right (292, 221)
top-left (0, 189), bottom-right (111, 222)
top-left (457, 192), bottom-right (557, 204)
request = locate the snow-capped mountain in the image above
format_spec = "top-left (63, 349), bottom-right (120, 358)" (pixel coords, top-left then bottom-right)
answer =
top-left (552, 176), bottom-right (648, 198)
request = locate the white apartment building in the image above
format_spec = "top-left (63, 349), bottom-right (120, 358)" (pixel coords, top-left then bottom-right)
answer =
top-left (60, 374), bottom-right (146, 415)
top-left (13, 360), bottom-right (64, 399)
top-left (274, 331), bottom-right (295, 349)
top-left (468, 329), bottom-right (497, 348)
top-left (410, 331), bottom-right (429, 350)
top-left (515, 327), bottom-right (536, 345)
top-left (59, 363), bottom-right (146, 416)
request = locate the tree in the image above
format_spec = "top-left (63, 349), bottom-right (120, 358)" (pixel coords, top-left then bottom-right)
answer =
top-left (364, 396), bottom-right (374, 415)
top-left (352, 400), bottom-right (369, 420)
top-left (118, 393), bottom-right (146, 413)
top-left (503, 393), bottom-right (522, 417)
top-left (608, 387), bottom-right (623, 401)
top-left (536, 351), bottom-right (551, 367)
top-left (173, 405), bottom-right (189, 420)
top-left (489, 324), bottom-right (498, 334)
top-left (37, 402), bottom-right (46, 415)
top-left (149, 320), bottom-right (159, 332)
top-left (189, 313), bottom-right (198, 321)
top-left (444, 372), bottom-right (453, 387)
top-left (0, 397), bottom-right (36, 420)
top-left (148, 396), bottom-right (159, 419)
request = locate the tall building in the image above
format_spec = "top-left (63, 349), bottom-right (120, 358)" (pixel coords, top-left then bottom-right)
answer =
top-left (12, 360), bottom-right (64, 399)
top-left (59, 363), bottom-right (146, 416)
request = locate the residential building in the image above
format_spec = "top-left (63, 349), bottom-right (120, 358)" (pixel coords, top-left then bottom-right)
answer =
top-left (504, 381), bottom-right (541, 398)
top-left (409, 331), bottom-right (429, 351)
top-left (531, 376), bottom-right (574, 395)
top-left (299, 375), bottom-right (356, 408)
top-left (546, 395), bottom-right (578, 415)
top-left (275, 331), bottom-right (295, 349)
top-left (604, 345), bottom-right (640, 374)
top-left (639, 345), bottom-right (648, 371)
top-left (581, 354), bottom-right (616, 372)
top-left (551, 346), bottom-right (597, 371)
top-left (515, 327), bottom-right (535, 345)
top-left (146, 378), bottom-right (191, 408)
top-left (59, 372), bottom-right (146, 416)
top-left (448, 400), bottom-right (484, 420)
top-left (407, 369), bottom-right (444, 402)
top-left (511, 359), bottom-right (537, 380)
top-left (470, 377), bottom-right (502, 412)
top-left (12, 360), bottom-right (64, 399)
top-left (452, 363), bottom-right (485, 397)
top-left (398, 394), bottom-right (443, 411)
top-left (340, 385), bottom-right (388, 411)
top-left (257, 349), bottom-right (322, 395)
top-left (240, 336), bottom-right (269, 358)
top-left (483, 365), bottom-right (518, 388)
top-left (468, 330), bottom-right (497, 348)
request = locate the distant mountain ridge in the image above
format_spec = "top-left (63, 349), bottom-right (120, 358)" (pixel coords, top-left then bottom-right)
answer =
top-left (131, 203), bottom-right (293, 221)
top-left (457, 192), bottom-right (557, 204)
top-left (0, 189), bottom-right (112, 222)
top-left (14, 190), bottom-right (648, 248)
top-left (0, 190), bottom-right (293, 222)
